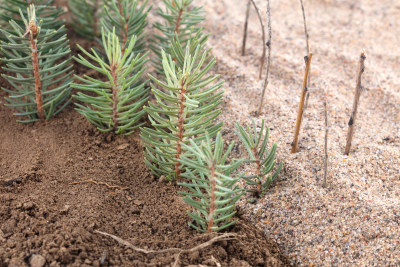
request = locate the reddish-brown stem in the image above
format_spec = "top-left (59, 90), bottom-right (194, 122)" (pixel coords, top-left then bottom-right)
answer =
top-left (27, 21), bottom-right (44, 120)
top-left (171, 6), bottom-right (184, 63)
top-left (175, 8), bottom-right (183, 35)
top-left (174, 78), bottom-right (187, 180)
top-left (252, 147), bottom-right (262, 196)
top-left (110, 64), bottom-right (119, 131)
top-left (207, 162), bottom-right (217, 233)
top-left (117, 0), bottom-right (129, 52)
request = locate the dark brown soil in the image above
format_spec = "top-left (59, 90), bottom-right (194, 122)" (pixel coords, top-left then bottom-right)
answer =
top-left (0, 19), bottom-right (291, 267)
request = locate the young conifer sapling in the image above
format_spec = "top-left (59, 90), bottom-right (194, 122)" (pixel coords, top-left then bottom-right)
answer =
top-left (151, 0), bottom-right (204, 73)
top-left (68, 0), bottom-right (103, 39)
top-left (72, 28), bottom-right (148, 135)
top-left (101, 0), bottom-right (151, 55)
top-left (0, 0), bottom-right (65, 32)
top-left (235, 119), bottom-right (282, 197)
top-left (178, 133), bottom-right (244, 233)
top-left (0, 4), bottom-right (73, 122)
top-left (141, 33), bottom-right (224, 181)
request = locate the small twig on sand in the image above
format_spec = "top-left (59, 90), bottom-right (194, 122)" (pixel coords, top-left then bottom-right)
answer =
top-left (257, 0), bottom-right (272, 116)
top-left (250, 0), bottom-right (266, 79)
top-left (95, 230), bottom-right (237, 267)
top-left (323, 94), bottom-right (329, 188)
top-left (299, 0), bottom-right (310, 58)
top-left (241, 0), bottom-right (251, 56)
top-left (299, 0), bottom-right (311, 111)
top-left (291, 52), bottom-right (312, 153)
top-left (241, 0), bottom-right (266, 79)
top-left (345, 52), bottom-right (366, 155)
top-left (69, 179), bottom-right (129, 190)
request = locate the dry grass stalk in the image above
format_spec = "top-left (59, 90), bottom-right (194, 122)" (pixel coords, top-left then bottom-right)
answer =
top-left (345, 52), bottom-right (366, 155)
top-left (241, 0), bottom-right (266, 79)
top-left (256, 0), bottom-right (272, 116)
top-left (291, 52), bottom-right (312, 153)
top-left (323, 95), bottom-right (328, 187)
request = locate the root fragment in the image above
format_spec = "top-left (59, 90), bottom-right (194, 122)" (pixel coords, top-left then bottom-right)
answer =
top-left (69, 179), bottom-right (128, 190)
top-left (95, 230), bottom-right (237, 266)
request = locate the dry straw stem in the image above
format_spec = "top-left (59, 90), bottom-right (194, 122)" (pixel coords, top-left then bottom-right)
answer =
top-left (345, 52), bottom-right (366, 155)
top-left (291, 52), bottom-right (312, 153)
top-left (95, 230), bottom-right (237, 267)
top-left (256, 0), bottom-right (271, 116)
top-left (241, 0), bottom-right (266, 79)
top-left (323, 95), bottom-right (328, 187)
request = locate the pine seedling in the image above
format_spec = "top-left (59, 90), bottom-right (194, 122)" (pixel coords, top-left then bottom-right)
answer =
top-left (178, 133), bottom-right (244, 233)
top-left (0, 4), bottom-right (73, 123)
top-left (235, 119), bottom-right (283, 197)
top-left (151, 0), bottom-right (204, 73)
top-left (0, 0), bottom-right (64, 32)
top-left (101, 0), bottom-right (151, 55)
top-left (68, 0), bottom-right (103, 39)
top-left (72, 28), bottom-right (149, 135)
top-left (141, 35), bottom-right (224, 181)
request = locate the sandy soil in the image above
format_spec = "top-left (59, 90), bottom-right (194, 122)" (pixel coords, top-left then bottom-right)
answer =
top-left (193, 0), bottom-right (400, 265)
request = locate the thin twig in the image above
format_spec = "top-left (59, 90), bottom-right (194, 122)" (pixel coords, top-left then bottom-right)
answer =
top-left (323, 94), bottom-right (328, 188)
top-left (256, 0), bottom-right (271, 116)
top-left (69, 179), bottom-right (129, 190)
top-left (291, 52), bottom-right (312, 153)
top-left (299, 0), bottom-right (311, 111)
top-left (95, 230), bottom-right (237, 266)
top-left (241, 0), bottom-right (266, 79)
top-left (345, 52), bottom-right (366, 155)
top-left (299, 0), bottom-right (310, 56)
top-left (241, 0), bottom-right (251, 56)
top-left (250, 0), bottom-right (266, 79)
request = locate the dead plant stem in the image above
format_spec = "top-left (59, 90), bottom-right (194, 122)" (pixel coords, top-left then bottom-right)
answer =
top-left (299, 0), bottom-right (311, 111)
top-left (257, 0), bottom-right (272, 116)
top-left (291, 52), bottom-right (312, 153)
top-left (323, 95), bottom-right (328, 187)
top-left (241, 0), bottom-right (266, 79)
top-left (241, 0), bottom-right (251, 56)
top-left (345, 52), bottom-right (366, 155)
